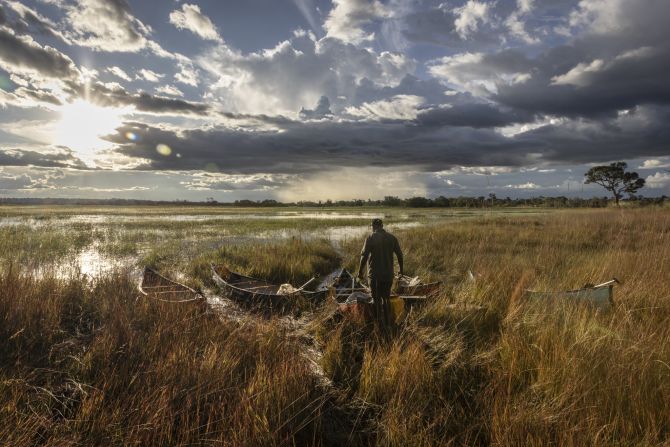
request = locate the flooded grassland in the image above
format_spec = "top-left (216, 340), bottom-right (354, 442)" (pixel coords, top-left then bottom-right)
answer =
top-left (1, 205), bottom-right (669, 446)
top-left (0, 205), bottom-right (544, 280)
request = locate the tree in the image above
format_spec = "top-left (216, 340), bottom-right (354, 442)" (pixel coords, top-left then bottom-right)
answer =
top-left (584, 162), bottom-right (645, 206)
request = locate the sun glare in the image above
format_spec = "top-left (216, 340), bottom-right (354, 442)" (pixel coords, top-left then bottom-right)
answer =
top-left (56, 99), bottom-right (126, 161)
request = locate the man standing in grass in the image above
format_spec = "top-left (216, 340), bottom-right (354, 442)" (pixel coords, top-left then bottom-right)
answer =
top-left (357, 218), bottom-right (404, 333)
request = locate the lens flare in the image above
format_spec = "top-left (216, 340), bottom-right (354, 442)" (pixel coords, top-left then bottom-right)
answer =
top-left (125, 131), bottom-right (138, 141)
top-left (156, 144), bottom-right (172, 156)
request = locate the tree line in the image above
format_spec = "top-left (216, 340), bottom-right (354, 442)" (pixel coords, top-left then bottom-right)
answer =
top-left (1, 195), bottom-right (667, 208)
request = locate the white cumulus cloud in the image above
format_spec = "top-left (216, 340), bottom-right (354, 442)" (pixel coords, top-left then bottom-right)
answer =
top-left (106, 66), bottom-right (131, 81)
top-left (645, 172), bottom-right (670, 189)
top-left (324, 0), bottom-right (389, 45)
top-left (453, 1), bottom-right (491, 39)
top-left (345, 95), bottom-right (424, 120)
top-left (169, 3), bottom-right (222, 42)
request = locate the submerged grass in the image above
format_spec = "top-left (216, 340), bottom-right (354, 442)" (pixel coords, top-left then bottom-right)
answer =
top-left (1, 207), bottom-right (669, 445)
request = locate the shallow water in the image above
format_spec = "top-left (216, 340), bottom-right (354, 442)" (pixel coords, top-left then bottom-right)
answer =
top-left (0, 211), bottom-right (409, 227)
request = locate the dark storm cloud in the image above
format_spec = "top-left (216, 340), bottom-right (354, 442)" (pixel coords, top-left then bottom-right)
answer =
top-left (0, 26), bottom-right (78, 79)
top-left (108, 99), bottom-right (670, 174)
top-left (415, 103), bottom-right (532, 128)
top-left (489, 0), bottom-right (670, 117)
top-left (0, 147), bottom-right (88, 168)
top-left (85, 82), bottom-right (210, 115)
top-left (219, 112), bottom-right (295, 126)
top-left (514, 105), bottom-right (670, 164)
top-left (488, 39), bottom-right (670, 118)
top-left (352, 75), bottom-right (456, 107)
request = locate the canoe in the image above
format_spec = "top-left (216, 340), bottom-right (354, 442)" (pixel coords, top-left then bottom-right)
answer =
top-left (329, 269), bottom-right (429, 322)
top-left (525, 279), bottom-right (618, 309)
top-left (211, 264), bottom-right (329, 308)
top-left (396, 274), bottom-right (442, 297)
top-left (139, 267), bottom-right (206, 306)
top-left (330, 269), bottom-right (374, 321)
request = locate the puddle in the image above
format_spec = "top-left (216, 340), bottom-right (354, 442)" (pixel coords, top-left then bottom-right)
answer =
top-left (30, 245), bottom-right (137, 279)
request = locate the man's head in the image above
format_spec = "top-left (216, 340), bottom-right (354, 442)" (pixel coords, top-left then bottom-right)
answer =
top-left (372, 218), bottom-right (383, 230)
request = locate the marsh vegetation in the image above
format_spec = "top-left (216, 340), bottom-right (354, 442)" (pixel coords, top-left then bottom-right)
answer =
top-left (1, 206), bottom-right (669, 445)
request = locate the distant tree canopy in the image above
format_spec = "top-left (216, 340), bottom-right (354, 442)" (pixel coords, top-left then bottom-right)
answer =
top-left (2, 194), bottom-right (667, 208)
top-left (584, 162), bottom-right (645, 206)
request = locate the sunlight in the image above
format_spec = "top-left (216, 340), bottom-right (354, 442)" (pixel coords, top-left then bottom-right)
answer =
top-left (56, 99), bottom-right (127, 161)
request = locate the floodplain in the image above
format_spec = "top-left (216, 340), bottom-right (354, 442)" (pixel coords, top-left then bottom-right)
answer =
top-left (1, 205), bottom-right (669, 446)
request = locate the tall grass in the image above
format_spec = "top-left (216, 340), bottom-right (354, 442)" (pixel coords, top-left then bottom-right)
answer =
top-left (1, 208), bottom-right (669, 445)
top-left (0, 267), bottom-right (342, 445)
top-left (329, 208), bottom-right (670, 445)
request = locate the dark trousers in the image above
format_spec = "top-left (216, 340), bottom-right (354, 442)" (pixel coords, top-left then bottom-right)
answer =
top-left (370, 278), bottom-right (393, 332)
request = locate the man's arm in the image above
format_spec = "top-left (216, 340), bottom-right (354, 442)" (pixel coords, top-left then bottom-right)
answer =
top-left (394, 237), bottom-right (404, 276)
top-left (358, 237), bottom-right (370, 278)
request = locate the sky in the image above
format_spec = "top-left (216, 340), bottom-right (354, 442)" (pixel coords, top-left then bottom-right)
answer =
top-left (0, 0), bottom-right (669, 201)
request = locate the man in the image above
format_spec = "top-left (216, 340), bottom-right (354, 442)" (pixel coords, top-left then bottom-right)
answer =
top-left (357, 218), bottom-right (403, 331)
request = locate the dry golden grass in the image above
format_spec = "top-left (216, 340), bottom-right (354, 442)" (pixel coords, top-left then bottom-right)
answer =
top-left (1, 208), bottom-right (669, 446)
top-left (329, 208), bottom-right (670, 445)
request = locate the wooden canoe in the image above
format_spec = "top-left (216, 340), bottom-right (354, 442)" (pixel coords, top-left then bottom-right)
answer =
top-left (211, 264), bottom-right (329, 308)
top-left (525, 279), bottom-right (619, 309)
top-left (139, 267), bottom-right (206, 305)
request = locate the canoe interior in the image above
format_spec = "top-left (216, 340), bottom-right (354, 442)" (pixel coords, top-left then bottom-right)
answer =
top-left (140, 267), bottom-right (203, 303)
top-left (212, 264), bottom-right (282, 295)
top-left (327, 269), bottom-right (370, 304)
top-left (211, 264), bottom-right (330, 313)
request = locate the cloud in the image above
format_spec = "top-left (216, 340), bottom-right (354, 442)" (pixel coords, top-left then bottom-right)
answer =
top-left (0, 172), bottom-right (35, 190)
top-left (639, 159), bottom-right (670, 169)
top-left (182, 172), bottom-right (289, 192)
top-left (505, 181), bottom-right (540, 189)
top-left (0, 147), bottom-right (87, 168)
top-left (1, 0), bottom-right (71, 43)
top-left (645, 172), bottom-right (670, 189)
top-left (88, 83), bottom-right (209, 115)
top-left (345, 95), bottom-right (424, 120)
top-left (155, 85), bottom-right (184, 97)
top-left (106, 66), bottom-right (131, 82)
top-left (0, 26), bottom-right (79, 80)
top-left (103, 100), bottom-right (670, 176)
top-left (61, 0), bottom-right (151, 52)
top-left (169, 3), bottom-right (222, 43)
top-left (299, 95), bottom-right (333, 120)
top-left (551, 59), bottom-right (605, 87)
top-left (136, 69), bottom-right (164, 83)
top-left (324, 0), bottom-right (389, 45)
top-left (200, 33), bottom-right (415, 116)
top-left (505, 0), bottom-right (539, 44)
top-left (453, 1), bottom-right (491, 39)
top-left (175, 62), bottom-right (199, 87)
top-left (415, 103), bottom-right (531, 128)
top-left (428, 50), bottom-right (533, 96)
